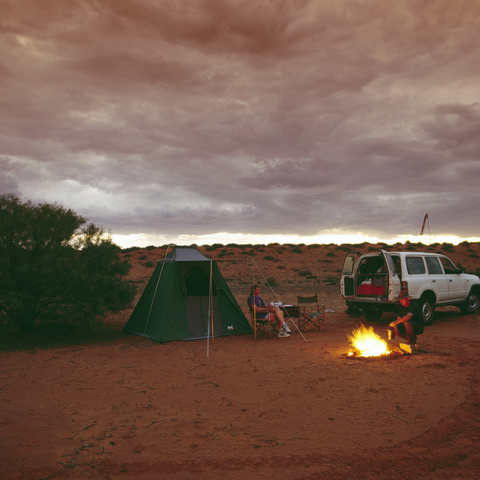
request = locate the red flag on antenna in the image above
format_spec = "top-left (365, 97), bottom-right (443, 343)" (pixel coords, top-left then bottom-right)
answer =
top-left (420, 214), bottom-right (428, 235)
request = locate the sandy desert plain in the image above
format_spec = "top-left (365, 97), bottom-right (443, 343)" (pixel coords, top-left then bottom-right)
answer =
top-left (1, 242), bottom-right (480, 480)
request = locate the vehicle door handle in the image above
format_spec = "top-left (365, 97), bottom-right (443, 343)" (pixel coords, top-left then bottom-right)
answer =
top-left (432, 280), bottom-right (436, 282)
top-left (449, 279), bottom-right (452, 282)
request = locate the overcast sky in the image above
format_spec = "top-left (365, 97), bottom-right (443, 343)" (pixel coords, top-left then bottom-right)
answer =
top-left (1, 0), bottom-right (480, 247)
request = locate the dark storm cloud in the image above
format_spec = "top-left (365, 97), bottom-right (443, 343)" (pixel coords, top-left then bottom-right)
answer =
top-left (1, 0), bottom-right (480, 244)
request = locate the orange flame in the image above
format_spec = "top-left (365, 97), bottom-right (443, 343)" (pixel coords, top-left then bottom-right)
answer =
top-left (348, 324), bottom-right (390, 357)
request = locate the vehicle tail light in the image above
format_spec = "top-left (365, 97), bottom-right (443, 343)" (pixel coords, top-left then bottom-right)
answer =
top-left (400, 281), bottom-right (408, 296)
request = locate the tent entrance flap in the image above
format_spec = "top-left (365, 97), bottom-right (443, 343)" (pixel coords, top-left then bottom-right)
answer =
top-left (184, 296), bottom-right (222, 338)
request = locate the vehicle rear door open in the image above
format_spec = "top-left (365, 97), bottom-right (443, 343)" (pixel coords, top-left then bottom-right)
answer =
top-left (381, 250), bottom-right (401, 301)
top-left (341, 253), bottom-right (357, 297)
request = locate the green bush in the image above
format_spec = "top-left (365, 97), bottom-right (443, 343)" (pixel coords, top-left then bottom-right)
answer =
top-left (326, 251), bottom-right (335, 257)
top-left (265, 277), bottom-right (277, 287)
top-left (263, 255), bottom-right (275, 261)
top-left (145, 261), bottom-right (155, 268)
top-left (0, 194), bottom-right (135, 334)
top-left (291, 248), bottom-right (303, 254)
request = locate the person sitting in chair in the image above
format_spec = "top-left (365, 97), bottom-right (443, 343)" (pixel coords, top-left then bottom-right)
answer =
top-left (248, 285), bottom-right (291, 338)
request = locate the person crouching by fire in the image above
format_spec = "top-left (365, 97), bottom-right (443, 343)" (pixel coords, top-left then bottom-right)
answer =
top-left (387, 295), bottom-right (426, 354)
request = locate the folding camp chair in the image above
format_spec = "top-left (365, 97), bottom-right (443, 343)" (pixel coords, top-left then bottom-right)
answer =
top-left (297, 295), bottom-right (326, 331)
top-left (249, 310), bottom-right (278, 338)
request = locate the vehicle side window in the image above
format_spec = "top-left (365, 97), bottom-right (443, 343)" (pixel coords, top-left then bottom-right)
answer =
top-left (439, 257), bottom-right (457, 274)
top-left (425, 257), bottom-right (443, 275)
top-left (406, 257), bottom-right (426, 275)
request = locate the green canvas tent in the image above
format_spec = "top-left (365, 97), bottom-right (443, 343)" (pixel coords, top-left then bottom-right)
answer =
top-left (123, 246), bottom-right (252, 343)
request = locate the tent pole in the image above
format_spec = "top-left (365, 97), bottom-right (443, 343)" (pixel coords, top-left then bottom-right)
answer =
top-left (253, 261), bottom-right (256, 340)
top-left (207, 259), bottom-right (214, 357)
top-left (210, 259), bottom-right (214, 346)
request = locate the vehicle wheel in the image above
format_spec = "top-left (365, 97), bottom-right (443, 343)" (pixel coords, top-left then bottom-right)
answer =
top-left (418, 296), bottom-right (435, 325)
top-left (459, 291), bottom-right (480, 314)
top-left (363, 308), bottom-right (383, 322)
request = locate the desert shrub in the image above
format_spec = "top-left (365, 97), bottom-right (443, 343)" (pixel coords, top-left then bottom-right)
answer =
top-left (291, 248), bottom-right (303, 254)
top-left (326, 251), bottom-right (335, 257)
top-left (0, 194), bottom-right (135, 334)
top-left (139, 254), bottom-right (147, 260)
top-left (442, 243), bottom-right (454, 252)
top-left (306, 275), bottom-right (318, 280)
top-left (144, 261), bottom-right (155, 268)
top-left (469, 254), bottom-right (479, 258)
top-left (277, 265), bottom-right (286, 269)
top-left (336, 245), bottom-right (352, 252)
top-left (146, 245), bottom-right (156, 251)
top-left (122, 246), bottom-right (141, 253)
top-left (265, 277), bottom-right (277, 287)
top-left (299, 270), bottom-right (312, 277)
top-left (263, 255), bottom-right (275, 261)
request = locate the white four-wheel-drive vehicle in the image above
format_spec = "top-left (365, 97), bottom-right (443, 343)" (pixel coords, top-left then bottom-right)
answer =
top-left (340, 250), bottom-right (480, 325)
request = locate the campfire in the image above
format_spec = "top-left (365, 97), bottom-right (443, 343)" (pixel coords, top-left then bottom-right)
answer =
top-left (346, 324), bottom-right (390, 358)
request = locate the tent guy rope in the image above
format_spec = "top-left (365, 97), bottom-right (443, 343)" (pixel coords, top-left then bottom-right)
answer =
top-left (143, 244), bottom-right (175, 336)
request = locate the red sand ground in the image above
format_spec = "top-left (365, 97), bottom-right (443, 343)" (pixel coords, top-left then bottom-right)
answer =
top-left (1, 243), bottom-right (480, 479)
